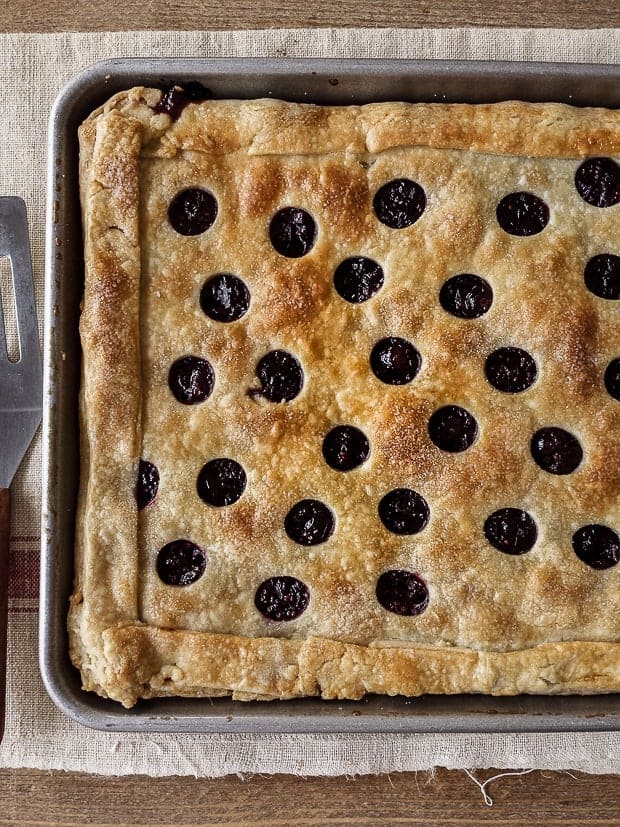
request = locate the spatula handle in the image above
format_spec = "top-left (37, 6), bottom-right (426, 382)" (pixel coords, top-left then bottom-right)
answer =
top-left (0, 487), bottom-right (9, 743)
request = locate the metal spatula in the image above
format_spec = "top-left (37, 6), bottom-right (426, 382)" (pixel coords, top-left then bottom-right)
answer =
top-left (0, 197), bottom-right (42, 742)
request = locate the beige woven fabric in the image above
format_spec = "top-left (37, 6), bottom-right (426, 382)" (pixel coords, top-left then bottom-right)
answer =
top-left (0, 27), bottom-right (618, 776)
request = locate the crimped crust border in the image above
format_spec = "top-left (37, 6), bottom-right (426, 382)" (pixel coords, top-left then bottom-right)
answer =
top-left (104, 628), bottom-right (620, 705)
top-left (72, 89), bottom-right (620, 708)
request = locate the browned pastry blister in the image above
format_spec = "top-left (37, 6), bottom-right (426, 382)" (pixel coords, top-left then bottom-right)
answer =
top-left (72, 87), bottom-right (620, 707)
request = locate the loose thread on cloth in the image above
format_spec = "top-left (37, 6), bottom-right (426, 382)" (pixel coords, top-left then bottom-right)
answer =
top-left (463, 769), bottom-right (536, 806)
top-left (1, 27), bottom-right (619, 777)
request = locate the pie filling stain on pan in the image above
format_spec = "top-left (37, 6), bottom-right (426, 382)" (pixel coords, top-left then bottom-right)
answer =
top-left (41, 57), bottom-right (620, 733)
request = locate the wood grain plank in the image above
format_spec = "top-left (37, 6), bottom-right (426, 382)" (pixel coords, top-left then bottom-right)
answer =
top-left (0, 769), bottom-right (618, 826)
top-left (2, 0), bottom-right (619, 32)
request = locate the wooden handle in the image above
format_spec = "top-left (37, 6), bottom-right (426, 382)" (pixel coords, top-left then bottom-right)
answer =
top-left (0, 488), bottom-right (10, 744)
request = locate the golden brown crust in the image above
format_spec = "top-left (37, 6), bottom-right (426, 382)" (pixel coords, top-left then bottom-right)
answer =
top-left (98, 627), bottom-right (620, 707)
top-left (71, 106), bottom-right (144, 691)
top-left (73, 89), bottom-right (620, 708)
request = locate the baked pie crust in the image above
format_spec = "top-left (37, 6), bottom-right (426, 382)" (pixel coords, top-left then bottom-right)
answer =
top-left (72, 86), bottom-right (620, 708)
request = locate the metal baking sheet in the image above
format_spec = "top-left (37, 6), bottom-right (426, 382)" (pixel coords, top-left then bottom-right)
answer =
top-left (41, 57), bottom-right (620, 733)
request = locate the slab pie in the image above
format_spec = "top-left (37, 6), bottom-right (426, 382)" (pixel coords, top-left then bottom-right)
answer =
top-left (71, 86), bottom-right (620, 707)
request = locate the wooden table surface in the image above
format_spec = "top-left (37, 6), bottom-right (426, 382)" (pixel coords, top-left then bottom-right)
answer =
top-left (1, 0), bottom-right (618, 30)
top-left (2, 2), bottom-right (619, 825)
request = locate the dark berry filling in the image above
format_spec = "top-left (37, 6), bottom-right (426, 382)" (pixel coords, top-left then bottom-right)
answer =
top-left (373, 178), bottom-right (426, 229)
top-left (168, 188), bottom-right (218, 236)
top-left (322, 425), bottom-right (370, 472)
top-left (156, 540), bottom-right (206, 586)
top-left (428, 405), bottom-right (478, 453)
top-left (197, 458), bottom-right (246, 507)
top-left (484, 347), bottom-right (537, 393)
top-left (484, 508), bottom-right (537, 555)
top-left (604, 358), bottom-right (620, 400)
top-left (154, 81), bottom-right (212, 121)
top-left (200, 273), bottom-right (250, 322)
top-left (575, 158), bottom-right (620, 208)
top-left (572, 524), bottom-right (620, 570)
top-left (378, 488), bottom-right (430, 535)
top-left (254, 576), bottom-right (310, 621)
top-left (168, 355), bottom-right (215, 404)
top-left (439, 274), bottom-right (493, 319)
top-left (251, 350), bottom-right (304, 403)
top-left (370, 337), bottom-right (421, 385)
top-left (530, 427), bottom-right (583, 475)
top-left (333, 257), bottom-right (385, 303)
top-left (136, 459), bottom-right (159, 511)
top-left (375, 570), bottom-right (429, 616)
top-left (269, 207), bottom-right (317, 258)
top-left (584, 254), bottom-right (620, 300)
top-left (284, 499), bottom-right (335, 546)
top-left (496, 192), bottom-right (549, 236)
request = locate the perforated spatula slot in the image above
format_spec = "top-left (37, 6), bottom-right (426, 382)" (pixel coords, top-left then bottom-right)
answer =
top-left (0, 257), bottom-right (20, 364)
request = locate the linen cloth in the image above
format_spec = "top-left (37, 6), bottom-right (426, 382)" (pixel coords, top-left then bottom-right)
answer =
top-left (0, 27), bottom-right (618, 776)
